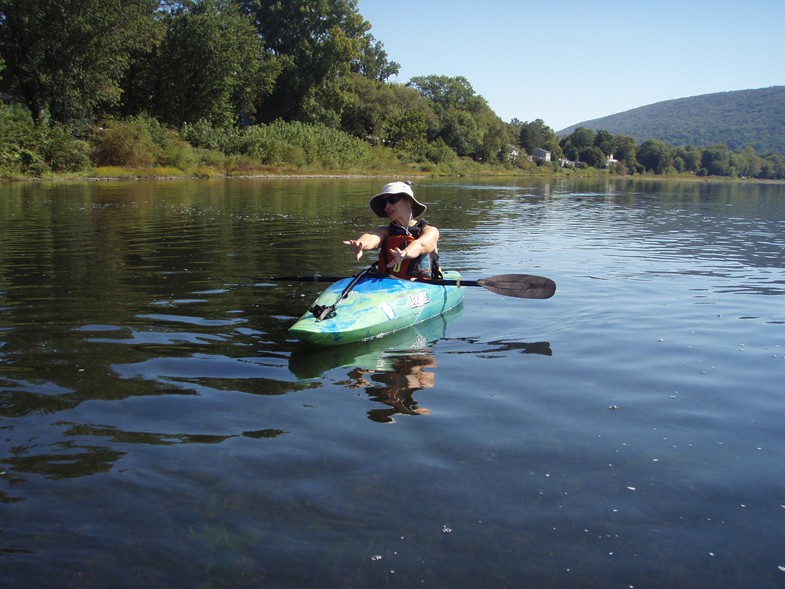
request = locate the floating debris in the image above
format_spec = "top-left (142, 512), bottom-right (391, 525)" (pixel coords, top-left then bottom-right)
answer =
top-left (370, 555), bottom-right (382, 562)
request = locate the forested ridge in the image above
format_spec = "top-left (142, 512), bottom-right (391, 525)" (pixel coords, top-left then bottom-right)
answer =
top-left (1, 0), bottom-right (783, 180)
top-left (559, 87), bottom-right (785, 156)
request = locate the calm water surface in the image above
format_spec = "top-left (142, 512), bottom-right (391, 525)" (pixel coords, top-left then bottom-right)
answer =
top-left (1, 177), bottom-right (784, 588)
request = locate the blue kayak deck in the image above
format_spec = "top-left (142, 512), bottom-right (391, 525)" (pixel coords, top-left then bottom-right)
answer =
top-left (289, 271), bottom-right (465, 346)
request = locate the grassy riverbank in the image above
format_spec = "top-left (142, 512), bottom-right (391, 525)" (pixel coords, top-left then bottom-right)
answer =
top-left (3, 110), bottom-right (782, 184)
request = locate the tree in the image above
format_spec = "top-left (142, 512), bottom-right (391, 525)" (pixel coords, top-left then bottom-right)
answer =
top-left (593, 129), bottom-right (615, 155)
top-left (408, 75), bottom-right (505, 160)
top-left (734, 146), bottom-right (762, 178)
top-left (351, 34), bottom-right (399, 82)
top-left (613, 134), bottom-right (638, 172)
top-left (673, 145), bottom-right (702, 174)
top-left (236, 0), bottom-right (381, 124)
top-left (518, 119), bottom-right (555, 154)
top-left (637, 139), bottom-right (674, 174)
top-left (700, 144), bottom-right (732, 176)
top-left (384, 108), bottom-right (427, 153)
top-left (760, 154), bottom-right (785, 180)
top-left (559, 127), bottom-right (596, 163)
top-left (340, 74), bottom-right (436, 147)
top-left (581, 146), bottom-right (606, 168)
top-left (408, 75), bottom-right (481, 113)
top-left (0, 0), bottom-right (158, 127)
top-left (144, 0), bottom-right (267, 127)
top-left (440, 107), bottom-right (481, 157)
top-left (340, 74), bottom-right (390, 139)
top-left (568, 127), bottom-right (596, 152)
top-left (474, 110), bottom-right (510, 162)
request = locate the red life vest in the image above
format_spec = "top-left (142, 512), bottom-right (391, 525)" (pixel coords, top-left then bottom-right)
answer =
top-left (378, 221), bottom-right (440, 279)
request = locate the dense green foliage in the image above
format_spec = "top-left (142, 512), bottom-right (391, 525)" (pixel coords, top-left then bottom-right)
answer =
top-left (0, 0), bottom-right (158, 128)
top-left (559, 87), bottom-right (785, 156)
top-left (0, 0), bottom-right (782, 180)
top-left (140, 0), bottom-right (267, 128)
top-left (236, 0), bottom-right (380, 125)
top-left (560, 127), bottom-right (785, 180)
top-left (555, 125), bottom-right (785, 179)
top-left (0, 103), bottom-right (91, 175)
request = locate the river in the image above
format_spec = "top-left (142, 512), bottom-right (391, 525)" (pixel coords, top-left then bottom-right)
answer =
top-left (1, 177), bottom-right (784, 588)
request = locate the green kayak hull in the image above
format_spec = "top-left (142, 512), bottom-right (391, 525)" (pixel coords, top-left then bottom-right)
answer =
top-left (289, 271), bottom-right (465, 346)
top-left (289, 305), bottom-right (464, 378)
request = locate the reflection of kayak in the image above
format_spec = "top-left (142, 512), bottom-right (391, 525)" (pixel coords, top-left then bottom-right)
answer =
top-left (289, 306), bottom-right (463, 378)
top-left (289, 270), bottom-right (465, 346)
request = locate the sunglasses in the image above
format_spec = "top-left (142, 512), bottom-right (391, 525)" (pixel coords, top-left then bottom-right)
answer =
top-left (382, 194), bottom-right (404, 206)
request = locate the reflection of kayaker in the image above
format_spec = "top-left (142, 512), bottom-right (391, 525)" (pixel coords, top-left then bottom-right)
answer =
top-left (343, 181), bottom-right (442, 280)
top-left (348, 353), bottom-right (438, 423)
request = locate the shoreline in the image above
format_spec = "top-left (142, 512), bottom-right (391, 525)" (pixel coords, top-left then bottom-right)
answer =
top-left (2, 170), bottom-right (784, 185)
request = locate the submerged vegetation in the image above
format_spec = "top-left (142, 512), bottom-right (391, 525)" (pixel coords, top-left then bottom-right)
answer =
top-left (0, 0), bottom-right (783, 180)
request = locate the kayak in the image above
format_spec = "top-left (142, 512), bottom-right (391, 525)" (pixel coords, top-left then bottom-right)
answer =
top-left (289, 270), bottom-right (465, 346)
top-left (289, 305), bottom-right (464, 377)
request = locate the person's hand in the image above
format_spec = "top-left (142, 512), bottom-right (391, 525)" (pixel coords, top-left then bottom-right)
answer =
top-left (342, 239), bottom-right (364, 261)
top-left (386, 247), bottom-right (406, 268)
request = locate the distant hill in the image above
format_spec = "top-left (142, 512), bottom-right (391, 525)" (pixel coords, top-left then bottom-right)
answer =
top-left (558, 87), bottom-right (785, 155)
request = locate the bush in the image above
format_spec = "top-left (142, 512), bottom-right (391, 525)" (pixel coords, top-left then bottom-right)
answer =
top-left (422, 138), bottom-right (458, 165)
top-left (158, 133), bottom-right (198, 171)
top-left (91, 117), bottom-right (158, 166)
top-left (91, 115), bottom-right (199, 171)
top-left (0, 104), bottom-right (94, 176)
top-left (181, 119), bottom-right (242, 153)
top-left (42, 124), bottom-right (91, 172)
top-left (193, 148), bottom-right (228, 172)
top-left (235, 120), bottom-right (378, 169)
top-left (0, 103), bottom-right (41, 176)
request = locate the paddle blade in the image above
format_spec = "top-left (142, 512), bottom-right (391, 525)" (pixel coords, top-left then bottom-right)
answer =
top-left (476, 274), bottom-right (556, 299)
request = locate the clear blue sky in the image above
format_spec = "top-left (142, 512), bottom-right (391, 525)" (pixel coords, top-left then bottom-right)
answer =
top-left (357, 0), bottom-right (785, 131)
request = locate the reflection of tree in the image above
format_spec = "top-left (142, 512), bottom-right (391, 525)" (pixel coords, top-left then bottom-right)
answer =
top-left (4, 442), bottom-right (124, 480)
top-left (1, 422), bottom-right (285, 485)
top-left (341, 353), bottom-right (437, 423)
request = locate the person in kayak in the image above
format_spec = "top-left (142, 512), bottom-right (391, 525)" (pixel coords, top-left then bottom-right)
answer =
top-left (343, 181), bottom-right (442, 279)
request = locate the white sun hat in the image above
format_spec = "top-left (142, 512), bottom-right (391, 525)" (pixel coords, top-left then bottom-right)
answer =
top-left (369, 181), bottom-right (427, 218)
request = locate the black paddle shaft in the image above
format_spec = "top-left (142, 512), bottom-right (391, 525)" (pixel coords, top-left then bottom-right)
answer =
top-left (270, 272), bottom-right (556, 300)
